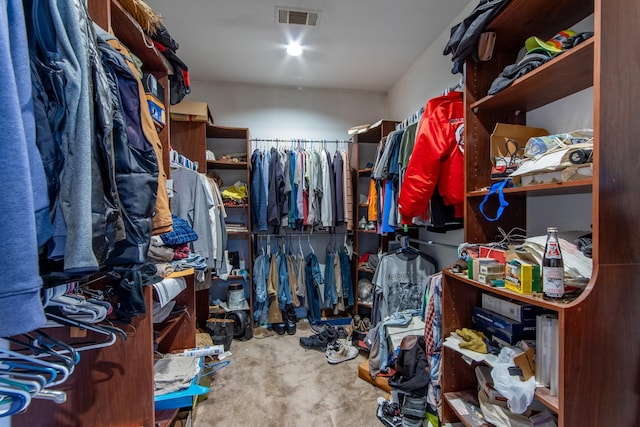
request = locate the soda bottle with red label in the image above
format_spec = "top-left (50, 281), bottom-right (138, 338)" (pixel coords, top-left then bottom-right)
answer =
top-left (542, 226), bottom-right (564, 299)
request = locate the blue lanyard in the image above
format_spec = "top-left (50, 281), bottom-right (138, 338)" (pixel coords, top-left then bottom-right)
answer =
top-left (479, 180), bottom-right (511, 221)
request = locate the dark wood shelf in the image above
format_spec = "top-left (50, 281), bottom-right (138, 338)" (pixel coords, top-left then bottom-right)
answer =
top-left (471, 38), bottom-right (594, 113)
top-left (207, 160), bottom-right (248, 169)
top-left (444, 270), bottom-right (570, 311)
top-left (357, 168), bottom-right (373, 175)
top-left (443, 391), bottom-right (493, 427)
top-left (154, 311), bottom-right (188, 345)
top-left (535, 386), bottom-right (559, 413)
top-left (224, 203), bottom-right (249, 208)
top-left (486, 0), bottom-right (593, 53)
top-left (466, 179), bottom-right (592, 198)
top-left (206, 124), bottom-right (249, 139)
top-left (155, 409), bottom-right (180, 427)
top-left (228, 230), bottom-right (249, 235)
top-left (109, 0), bottom-right (168, 72)
top-left (212, 274), bottom-right (250, 281)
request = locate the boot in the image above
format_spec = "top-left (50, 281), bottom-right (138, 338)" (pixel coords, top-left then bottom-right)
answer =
top-left (285, 304), bottom-right (297, 335)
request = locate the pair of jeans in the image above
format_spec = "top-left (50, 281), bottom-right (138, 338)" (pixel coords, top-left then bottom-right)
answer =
top-left (376, 310), bottom-right (420, 375)
top-left (252, 254), bottom-right (269, 323)
top-left (250, 150), bottom-right (267, 231)
top-left (277, 254), bottom-right (292, 310)
top-left (339, 249), bottom-right (354, 306)
top-left (323, 252), bottom-right (338, 309)
top-left (305, 253), bottom-right (323, 323)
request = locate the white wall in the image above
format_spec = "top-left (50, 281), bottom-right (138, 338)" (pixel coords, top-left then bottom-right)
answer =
top-left (189, 81), bottom-right (388, 140)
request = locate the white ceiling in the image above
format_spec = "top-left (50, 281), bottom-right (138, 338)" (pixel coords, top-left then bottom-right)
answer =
top-left (143, 0), bottom-right (469, 92)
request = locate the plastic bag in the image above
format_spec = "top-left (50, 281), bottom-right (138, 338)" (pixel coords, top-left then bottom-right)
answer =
top-left (490, 347), bottom-right (536, 414)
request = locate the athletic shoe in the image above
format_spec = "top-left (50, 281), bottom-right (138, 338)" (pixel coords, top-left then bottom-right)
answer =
top-left (326, 341), bottom-right (359, 364)
top-left (299, 333), bottom-right (328, 351)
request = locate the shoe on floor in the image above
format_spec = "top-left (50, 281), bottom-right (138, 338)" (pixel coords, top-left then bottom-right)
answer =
top-left (326, 340), bottom-right (359, 364)
top-left (299, 333), bottom-right (328, 351)
top-left (254, 327), bottom-right (275, 339)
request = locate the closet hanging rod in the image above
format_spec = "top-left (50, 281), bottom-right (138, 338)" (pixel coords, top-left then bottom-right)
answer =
top-left (253, 231), bottom-right (347, 238)
top-left (397, 236), bottom-right (459, 249)
top-left (250, 138), bottom-right (351, 144)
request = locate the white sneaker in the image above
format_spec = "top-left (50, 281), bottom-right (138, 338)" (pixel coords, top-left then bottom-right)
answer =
top-left (326, 341), bottom-right (359, 364)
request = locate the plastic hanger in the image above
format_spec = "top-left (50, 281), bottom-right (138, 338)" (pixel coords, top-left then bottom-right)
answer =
top-left (0, 384), bottom-right (31, 416)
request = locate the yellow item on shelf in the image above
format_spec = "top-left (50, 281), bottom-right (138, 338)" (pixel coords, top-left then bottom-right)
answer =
top-left (456, 328), bottom-right (488, 354)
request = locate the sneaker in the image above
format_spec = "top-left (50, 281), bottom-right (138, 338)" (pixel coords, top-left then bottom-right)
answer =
top-left (273, 323), bottom-right (286, 335)
top-left (376, 397), bottom-right (402, 427)
top-left (253, 327), bottom-right (275, 339)
top-left (326, 341), bottom-right (359, 364)
top-left (358, 216), bottom-right (367, 229)
top-left (299, 333), bottom-right (328, 351)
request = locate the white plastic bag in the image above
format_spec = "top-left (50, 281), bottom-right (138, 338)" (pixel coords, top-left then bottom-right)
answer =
top-left (490, 347), bottom-right (536, 414)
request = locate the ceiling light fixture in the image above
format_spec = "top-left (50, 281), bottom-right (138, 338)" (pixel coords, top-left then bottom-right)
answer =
top-left (286, 42), bottom-right (303, 56)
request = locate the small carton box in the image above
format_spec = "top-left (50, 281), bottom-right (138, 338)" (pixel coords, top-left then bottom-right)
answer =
top-left (170, 100), bottom-right (214, 124)
top-left (481, 293), bottom-right (543, 322)
top-left (490, 123), bottom-right (548, 179)
top-left (468, 257), bottom-right (500, 281)
top-left (146, 94), bottom-right (166, 126)
top-left (505, 259), bottom-right (541, 294)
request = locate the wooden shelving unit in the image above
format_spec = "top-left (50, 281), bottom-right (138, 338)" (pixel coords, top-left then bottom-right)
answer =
top-left (351, 120), bottom-right (398, 316)
top-left (442, 0), bottom-right (640, 425)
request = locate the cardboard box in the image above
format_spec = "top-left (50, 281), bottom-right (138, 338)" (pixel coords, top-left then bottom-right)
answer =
top-left (505, 259), bottom-right (541, 294)
top-left (490, 123), bottom-right (548, 179)
top-left (472, 306), bottom-right (536, 336)
top-left (146, 94), bottom-right (166, 126)
top-left (472, 312), bottom-right (536, 345)
top-left (481, 293), bottom-right (543, 322)
top-left (468, 257), bottom-right (500, 281)
top-left (170, 100), bottom-right (214, 124)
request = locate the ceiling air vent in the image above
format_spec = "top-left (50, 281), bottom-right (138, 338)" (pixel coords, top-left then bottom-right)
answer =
top-left (276, 7), bottom-right (320, 27)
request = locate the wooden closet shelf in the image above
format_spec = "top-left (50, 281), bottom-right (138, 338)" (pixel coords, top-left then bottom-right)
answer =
top-left (154, 409), bottom-right (180, 427)
top-left (471, 39), bottom-right (594, 113)
top-left (443, 270), bottom-right (570, 311)
top-left (155, 312), bottom-right (188, 344)
top-left (207, 160), bottom-right (248, 169)
top-left (466, 179), bottom-right (592, 198)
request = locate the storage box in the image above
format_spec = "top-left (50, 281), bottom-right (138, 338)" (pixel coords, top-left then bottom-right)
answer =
top-left (504, 259), bottom-right (541, 294)
top-left (146, 94), bottom-right (166, 126)
top-left (481, 293), bottom-right (543, 322)
top-left (170, 100), bottom-right (214, 124)
top-left (490, 123), bottom-right (548, 179)
top-left (468, 257), bottom-right (500, 281)
top-left (472, 306), bottom-right (536, 336)
top-left (142, 73), bottom-right (165, 104)
top-left (472, 312), bottom-right (536, 346)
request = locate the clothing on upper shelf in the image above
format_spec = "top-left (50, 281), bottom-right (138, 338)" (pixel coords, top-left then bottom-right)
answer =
top-left (250, 146), bottom-right (352, 232)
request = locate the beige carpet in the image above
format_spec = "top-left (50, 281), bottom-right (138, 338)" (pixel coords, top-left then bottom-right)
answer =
top-left (193, 321), bottom-right (385, 427)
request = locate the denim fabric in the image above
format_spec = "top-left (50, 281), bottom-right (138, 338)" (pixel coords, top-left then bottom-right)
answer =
top-left (250, 149), bottom-right (267, 231)
top-left (377, 310), bottom-right (419, 375)
top-left (267, 148), bottom-right (284, 226)
top-left (339, 249), bottom-right (354, 306)
top-left (323, 252), bottom-right (337, 309)
top-left (277, 254), bottom-right (292, 309)
top-left (305, 253), bottom-right (323, 323)
top-left (288, 151), bottom-right (296, 229)
top-left (27, 0), bottom-right (98, 272)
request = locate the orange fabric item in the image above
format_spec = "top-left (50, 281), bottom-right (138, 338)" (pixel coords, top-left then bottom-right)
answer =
top-left (398, 91), bottom-right (464, 221)
top-left (367, 179), bottom-right (377, 222)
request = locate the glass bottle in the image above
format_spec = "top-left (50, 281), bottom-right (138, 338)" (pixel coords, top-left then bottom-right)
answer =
top-left (542, 227), bottom-right (564, 299)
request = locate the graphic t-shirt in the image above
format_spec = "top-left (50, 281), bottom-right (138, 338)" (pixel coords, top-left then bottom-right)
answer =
top-left (372, 252), bottom-right (436, 320)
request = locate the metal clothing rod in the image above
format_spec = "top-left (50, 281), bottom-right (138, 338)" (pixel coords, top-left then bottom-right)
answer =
top-left (250, 138), bottom-right (351, 144)
top-left (397, 236), bottom-right (459, 249)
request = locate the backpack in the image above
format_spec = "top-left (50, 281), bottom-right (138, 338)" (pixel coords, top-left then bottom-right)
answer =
top-left (387, 335), bottom-right (429, 396)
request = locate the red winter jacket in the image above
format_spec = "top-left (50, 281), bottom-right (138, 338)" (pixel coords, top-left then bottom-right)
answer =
top-left (398, 91), bottom-right (464, 221)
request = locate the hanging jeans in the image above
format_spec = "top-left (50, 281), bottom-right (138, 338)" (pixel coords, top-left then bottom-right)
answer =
top-left (277, 254), bottom-right (292, 310)
top-left (323, 252), bottom-right (338, 309)
top-left (250, 150), bottom-right (267, 231)
top-left (252, 254), bottom-right (269, 323)
top-left (305, 253), bottom-right (323, 323)
top-left (339, 249), bottom-right (354, 306)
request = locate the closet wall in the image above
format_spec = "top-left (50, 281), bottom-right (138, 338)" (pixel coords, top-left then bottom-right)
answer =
top-left (190, 81), bottom-right (387, 139)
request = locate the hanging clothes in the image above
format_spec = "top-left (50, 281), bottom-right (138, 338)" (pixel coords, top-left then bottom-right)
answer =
top-left (398, 91), bottom-right (464, 222)
top-left (250, 149), bottom-right (268, 231)
top-left (371, 250), bottom-right (437, 325)
top-left (304, 252), bottom-right (323, 323)
top-left (342, 150), bottom-right (354, 231)
top-left (267, 253), bottom-right (283, 323)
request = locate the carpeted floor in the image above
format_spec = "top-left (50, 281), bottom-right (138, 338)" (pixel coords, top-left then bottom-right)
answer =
top-left (193, 321), bottom-right (385, 427)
